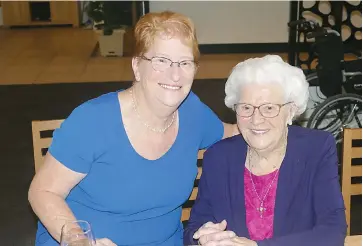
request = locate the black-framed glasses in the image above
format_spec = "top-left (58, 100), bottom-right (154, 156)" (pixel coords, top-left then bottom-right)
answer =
top-left (234, 102), bottom-right (292, 118)
top-left (140, 56), bottom-right (197, 74)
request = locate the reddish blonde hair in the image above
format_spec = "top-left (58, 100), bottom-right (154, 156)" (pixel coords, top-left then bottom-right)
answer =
top-left (134, 11), bottom-right (200, 63)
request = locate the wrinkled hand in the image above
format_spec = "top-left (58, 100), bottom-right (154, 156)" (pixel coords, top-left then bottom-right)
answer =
top-left (193, 236), bottom-right (257, 246)
top-left (231, 237), bottom-right (258, 246)
top-left (193, 220), bottom-right (236, 245)
top-left (95, 238), bottom-right (117, 246)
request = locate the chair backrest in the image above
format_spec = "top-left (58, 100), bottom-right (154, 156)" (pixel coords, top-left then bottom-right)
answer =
top-left (181, 149), bottom-right (205, 227)
top-left (341, 128), bottom-right (362, 235)
top-left (31, 119), bottom-right (64, 172)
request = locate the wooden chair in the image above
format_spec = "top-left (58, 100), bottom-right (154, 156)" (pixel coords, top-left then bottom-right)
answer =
top-left (31, 119), bottom-right (64, 172)
top-left (341, 128), bottom-right (362, 235)
top-left (181, 149), bottom-right (205, 226)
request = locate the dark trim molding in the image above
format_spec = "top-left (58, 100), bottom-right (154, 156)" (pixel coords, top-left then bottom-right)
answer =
top-left (198, 43), bottom-right (290, 54)
top-left (288, 1), bottom-right (299, 65)
top-left (143, 1), bottom-right (150, 14)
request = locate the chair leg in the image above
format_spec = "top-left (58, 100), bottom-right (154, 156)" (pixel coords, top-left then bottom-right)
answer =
top-left (344, 195), bottom-right (351, 236)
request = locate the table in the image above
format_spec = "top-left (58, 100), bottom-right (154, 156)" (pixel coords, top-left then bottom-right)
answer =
top-left (189, 235), bottom-right (362, 246)
top-left (345, 235), bottom-right (362, 246)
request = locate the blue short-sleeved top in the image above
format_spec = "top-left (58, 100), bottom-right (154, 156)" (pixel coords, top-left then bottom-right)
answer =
top-left (35, 90), bottom-right (224, 245)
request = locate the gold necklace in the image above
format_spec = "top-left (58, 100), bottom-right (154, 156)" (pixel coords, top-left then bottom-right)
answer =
top-left (130, 88), bottom-right (176, 133)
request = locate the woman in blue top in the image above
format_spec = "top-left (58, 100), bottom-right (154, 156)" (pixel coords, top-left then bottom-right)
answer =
top-left (28, 11), bottom-right (237, 246)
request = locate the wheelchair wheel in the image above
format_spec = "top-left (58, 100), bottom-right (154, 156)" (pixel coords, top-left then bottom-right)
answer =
top-left (306, 93), bottom-right (362, 144)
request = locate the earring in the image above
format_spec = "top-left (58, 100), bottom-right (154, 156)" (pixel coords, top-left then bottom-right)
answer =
top-left (287, 118), bottom-right (292, 125)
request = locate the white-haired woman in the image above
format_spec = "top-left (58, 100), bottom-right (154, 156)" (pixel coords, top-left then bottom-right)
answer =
top-left (184, 55), bottom-right (347, 246)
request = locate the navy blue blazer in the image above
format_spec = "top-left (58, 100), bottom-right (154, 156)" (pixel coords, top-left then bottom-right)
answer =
top-left (184, 126), bottom-right (347, 246)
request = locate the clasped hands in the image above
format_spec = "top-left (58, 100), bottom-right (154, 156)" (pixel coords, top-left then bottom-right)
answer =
top-left (193, 220), bottom-right (257, 246)
top-left (95, 238), bottom-right (117, 246)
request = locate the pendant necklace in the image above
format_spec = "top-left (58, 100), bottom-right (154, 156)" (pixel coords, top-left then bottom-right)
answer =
top-left (248, 148), bottom-right (280, 218)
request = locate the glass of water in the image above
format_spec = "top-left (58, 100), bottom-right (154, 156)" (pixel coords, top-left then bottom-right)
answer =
top-left (60, 220), bottom-right (96, 246)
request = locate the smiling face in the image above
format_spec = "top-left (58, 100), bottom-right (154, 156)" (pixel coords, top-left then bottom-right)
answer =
top-left (237, 83), bottom-right (295, 152)
top-left (132, 34), bottom-right (196, 109)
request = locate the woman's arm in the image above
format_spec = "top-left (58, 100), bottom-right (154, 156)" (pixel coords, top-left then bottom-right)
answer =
top-left (257, 134), bottom-right (347, 246)
top-left (191, 92), bottom-right (238, 148)
top-left (28, 153), bottom-right (86, 242)
top-left (184, 147), bottom-right (222, 245)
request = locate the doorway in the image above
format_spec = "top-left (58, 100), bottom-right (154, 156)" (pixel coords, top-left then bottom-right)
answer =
top-left (121, 1), bottom-right (149, 56)
top-left (88, 1), bottom-right (149, 57)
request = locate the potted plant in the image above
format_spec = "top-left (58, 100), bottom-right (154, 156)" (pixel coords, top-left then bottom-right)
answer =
top-left (87, 1), bottom-right (128, 57)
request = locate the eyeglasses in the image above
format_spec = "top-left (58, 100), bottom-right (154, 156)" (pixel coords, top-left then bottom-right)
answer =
top-left (234, 102), bottom-right (292, 118)
top-left (140, 56), bottom-right (197, 75)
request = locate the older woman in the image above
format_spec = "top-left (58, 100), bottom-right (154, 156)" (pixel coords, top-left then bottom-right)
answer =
top-left (28, 11), bottom-right (237, 246)
top-left (184, 55), bottom-right (347, 246)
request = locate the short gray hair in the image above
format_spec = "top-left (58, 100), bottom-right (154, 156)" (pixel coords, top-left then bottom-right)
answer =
top-left (224, 55), bottom-right (309, 117)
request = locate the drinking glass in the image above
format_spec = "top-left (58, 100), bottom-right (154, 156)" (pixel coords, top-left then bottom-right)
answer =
top-left (60, 220), bottom-right (96, 246)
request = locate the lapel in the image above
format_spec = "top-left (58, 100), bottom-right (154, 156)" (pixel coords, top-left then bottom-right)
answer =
top-left (229, 137), bottom-right (249, 237)
top-left (228, 127), bottom-right (305, 237)
top-left (273, 127), bottom-right (305, 236)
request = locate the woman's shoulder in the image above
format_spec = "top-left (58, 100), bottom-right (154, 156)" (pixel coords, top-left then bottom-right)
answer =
top-left (77, 90), bottom-right (119, 111)
top-left (289, 125), bottom-right (334, 145)
top-left (59, 91), bottom-right (120, 135)
top-left (200, 135), bottom-right (245, 179)
top-left (288, 125), bottom-right (336, 159)
top-left (208, 134), bottom-right (245, 150)
top-left (181, 90), bottom-right (210, 111)
top-left (203, 134), bottom-right (246, 161)
top-left (67, 91), bottom-right (119, 120)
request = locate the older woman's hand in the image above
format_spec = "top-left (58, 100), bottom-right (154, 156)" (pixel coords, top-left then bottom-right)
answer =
top-left (193, 220), bottom-right (236, 245)
top-left (231, 237), bottom-right (258, 246)
top-left (95, 238), bottom-right (117, 246)
top-left (194, 237), bottom-right (257, 246)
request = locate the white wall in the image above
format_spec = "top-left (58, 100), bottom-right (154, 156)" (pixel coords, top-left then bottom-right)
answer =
top-left (150, 1), bottom-right (290, 44)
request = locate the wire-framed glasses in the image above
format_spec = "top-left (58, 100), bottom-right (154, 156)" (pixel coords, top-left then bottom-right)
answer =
top-left (234, 102), bottom-right (292, 118)
top-left (140, 56), bottom-right (197, 75)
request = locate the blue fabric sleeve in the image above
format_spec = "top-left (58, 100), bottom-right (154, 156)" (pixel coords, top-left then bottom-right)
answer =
top-left (48, 102), bottom-right (101, 174)
top-left (183, 146), bottom-right (220, 245)
top-left (189, 92), bottom-right (224, 149)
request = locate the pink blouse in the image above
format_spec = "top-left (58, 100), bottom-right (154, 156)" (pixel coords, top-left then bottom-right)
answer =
top-left (244, 167), bottom-right (279, 241)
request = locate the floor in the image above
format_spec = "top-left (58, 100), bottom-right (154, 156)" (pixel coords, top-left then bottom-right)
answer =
top-left (0, 26), bottom-right (361, 245)
top-left (1, 26), bottom-right (356, 86)
top-left (0, 26), bottom-right (290, 85)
